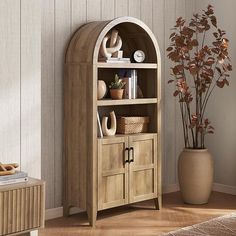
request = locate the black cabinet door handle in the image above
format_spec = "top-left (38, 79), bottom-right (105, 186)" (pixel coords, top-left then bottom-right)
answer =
top-left (124, 147), bottom-right (130, 163)
top-left (129, 147), bottom-right (134, 163)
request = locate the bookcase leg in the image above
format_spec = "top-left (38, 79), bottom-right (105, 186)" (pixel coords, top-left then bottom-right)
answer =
top-left (63, 204), bottom-right (70, 217)
top-left (87, 208), bottom-right (97, 227)
top-left (154, 196), bottom-right (162, 210)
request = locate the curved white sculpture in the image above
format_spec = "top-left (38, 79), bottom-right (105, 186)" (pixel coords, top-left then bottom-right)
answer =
top-left (102, 111), bottom-right (117, 136)
top-left (100, 30), bottom-right (122, 58)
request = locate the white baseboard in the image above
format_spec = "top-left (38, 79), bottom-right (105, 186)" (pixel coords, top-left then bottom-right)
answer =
top-left (45, 206), bottom-right (84, 220)
top-left (45, 183), bottom-right (236, 220)
top-left (213, 183), bottom-right (236, 195)
top-left (45, 207), bottom-right (63, 220)
top-left (163, 183), bottom-right (180, 193)
top-left (162, 183), bottom-right (236, 196)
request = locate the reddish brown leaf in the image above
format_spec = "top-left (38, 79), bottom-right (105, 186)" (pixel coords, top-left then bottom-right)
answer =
top-left (173, 90), bottom-right (180, 97)
top-left (211, 48), bottom-right (219, 54)
top-left (168, 79), bottom-right (175, 84)
top-left (216, 67), bottom-right (222, 75)
top-left (210, 15), bottom-right (217, 27)
top-left (192, 39), bottom-right (199, 46)
top-left (223, 78), bottom-right (229, 86)
top-left (216, 80), bottom-right (224, 88)
top-left (169, 32), bottom-right (176, 39)
top-left (213, 32), bottom-right (218, 38)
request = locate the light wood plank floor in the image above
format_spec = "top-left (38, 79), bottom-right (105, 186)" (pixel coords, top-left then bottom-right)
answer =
top-left (39, 191), bottom-right (236, 236)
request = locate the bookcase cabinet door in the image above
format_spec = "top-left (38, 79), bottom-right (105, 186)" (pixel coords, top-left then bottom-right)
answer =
top-left (98, 136), bottom-right (129, 210)
top-left (129, 134), bottom-right (157, 203)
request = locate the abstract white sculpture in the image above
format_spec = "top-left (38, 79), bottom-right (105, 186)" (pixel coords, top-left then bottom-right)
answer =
top-left (102, 111), bottom-right (117, 136)
top-left (99, 30), bottom-right (122, 58)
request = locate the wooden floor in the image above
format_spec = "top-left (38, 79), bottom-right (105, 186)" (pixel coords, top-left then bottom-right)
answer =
top-left (39, 191), bottom-right (236, 236)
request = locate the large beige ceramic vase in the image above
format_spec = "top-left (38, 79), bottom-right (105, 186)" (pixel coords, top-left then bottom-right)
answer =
top-left (178, 148), bottom-right (213, 204)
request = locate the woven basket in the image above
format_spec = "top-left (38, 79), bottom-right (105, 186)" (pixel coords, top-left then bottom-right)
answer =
top-left (117, 116), bottom-right (149, 134)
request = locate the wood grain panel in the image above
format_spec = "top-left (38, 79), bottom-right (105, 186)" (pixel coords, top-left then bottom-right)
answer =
top-left (185, 0), bottom-right (196, 21)
top-left (54, 0), bottom-right (71, 208)
top-left (140, 0), bottom-right (153, 29)
top-left (0, 0), bottom-right (20, 164)
top-left (131, 139), bottom-right (154, 166)
top-left (71, 0), bottom-right (86, 33)
top-left (128, 0), bottom-right (141, 18)
top-left (102, 143), bottom-right (125, 171)
top-left (98, 137), bottom-right (129, 210)
top-left (20, 0), bottom-right (41, 179)
top-left (175, 0), bottom-right (186, 184)
top-left (133, 169), bottom-right (154, 195)
top-left (87, 0), bottom-right (101, 21)
top-left (164, 0), bottom-right (177, 185)
top-left (152, 0), bottom-right (165, 53)
top-left (101, 0), bottom-right (115, 20)
top-left (115, 0), bottom-right (128, 17)
top-left (41, 0), bottom-right (55, 209)
top-left (129, 134), bottom-right (157, 203)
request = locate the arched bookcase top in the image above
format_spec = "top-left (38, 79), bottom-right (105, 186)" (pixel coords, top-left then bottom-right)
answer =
top-left (65, 17), bottom-right (161, 65)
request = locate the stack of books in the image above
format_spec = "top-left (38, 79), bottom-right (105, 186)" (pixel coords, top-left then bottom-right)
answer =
top-left (99, 57), bottom-right (131, 63)
top-left (0, 171), bottom-right (28, 186)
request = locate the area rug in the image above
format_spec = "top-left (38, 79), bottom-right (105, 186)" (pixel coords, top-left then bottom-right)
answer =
top-left (163, 213), bottom-right (236, 235)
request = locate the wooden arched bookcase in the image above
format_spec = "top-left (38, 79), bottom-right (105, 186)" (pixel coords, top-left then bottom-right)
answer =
top-left (64, 17), bottom-right (162, 226)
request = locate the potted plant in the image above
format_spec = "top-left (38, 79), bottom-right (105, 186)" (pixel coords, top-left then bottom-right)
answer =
top-left (109, 74), bottom-right (126, 99)
top-left (167, 5), bottom-right (232, 204)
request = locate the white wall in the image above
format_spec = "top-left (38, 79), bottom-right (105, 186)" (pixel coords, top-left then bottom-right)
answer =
top-left (41, 0), bottom-right (196, 209)
top-left (0, 0), bottom-right (41, 178)
top-left (195, 0), bottom-right (236, 187)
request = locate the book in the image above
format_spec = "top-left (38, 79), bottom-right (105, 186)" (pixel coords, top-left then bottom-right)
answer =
top-left (121, 69), bottom-right (138, 99)
top-left (97, 112), bottom-right (103, 138)
top-left (131, 70), bottom-right (138, 99)
top-left (0, 171), bottom-right (28, 181)
top-left (99, 57), bottom-right (131, 63)
top-left (0, 177), bottom-right (28, 186)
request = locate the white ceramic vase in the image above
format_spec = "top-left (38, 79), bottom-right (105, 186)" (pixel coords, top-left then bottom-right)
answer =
top-left (97, 80), bottom-right (107, 99)
top-left (178, 148), bottom-right (213, 204)
top-left (102, 111), bottom-right (117, 136)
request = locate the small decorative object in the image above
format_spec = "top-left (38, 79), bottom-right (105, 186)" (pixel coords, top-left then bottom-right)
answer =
top-left (97, 80), bottom-right (107, 99)
top-left (117, 116), bottom-right (149, 134)
top-left (167, 5), bottom-right (232, 204)
top-left (137, 86), bottom-right (144, 98)
top-left (97, 112), bottom-right (103, 138)
top-left (99, 29), bottom-right (122, 59)
top-left (0, 162), bottom-right (19, 176)
top-left (109, 74), bottom-right (126, 99)
top-left (132, 50), bottom-right (145, 63)
top-left (102, 111), bottom-right (117, 136)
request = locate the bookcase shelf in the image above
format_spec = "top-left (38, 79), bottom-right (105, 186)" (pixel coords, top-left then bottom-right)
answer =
top-left (97, 98), bottom-right (158, 106)
top-left (96, 62), bottom-right (158, 69)
top-left (64, 16), bottom-right (162, 226)
top-left (97, 132), bottom-right (158, 140)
